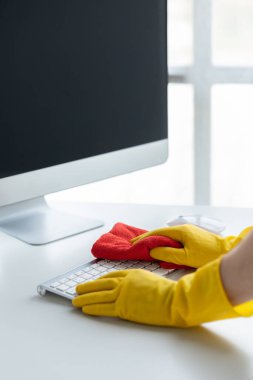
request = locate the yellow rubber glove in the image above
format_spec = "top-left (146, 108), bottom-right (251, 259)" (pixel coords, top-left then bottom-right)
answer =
top-left (72, 259), bottom-right (253, 327)
top-left (131, 224), bottom-right (253, 268)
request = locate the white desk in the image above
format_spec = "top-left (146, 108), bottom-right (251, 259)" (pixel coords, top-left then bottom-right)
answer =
top-left (1, 201), bottom-right (253, 380)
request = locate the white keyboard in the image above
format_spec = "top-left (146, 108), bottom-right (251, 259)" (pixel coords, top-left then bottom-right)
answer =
top-left (37, 259), bottom-right (191, 300)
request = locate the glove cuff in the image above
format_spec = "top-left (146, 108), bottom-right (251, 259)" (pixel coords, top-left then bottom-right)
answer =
top-left (224, 226), bottom-right (253, 252)
top-left (169, 257), bottom-right (253, 327)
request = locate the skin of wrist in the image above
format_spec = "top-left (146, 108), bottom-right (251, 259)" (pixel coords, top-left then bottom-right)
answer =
top-left (220, 231), bottom-right (253, 306)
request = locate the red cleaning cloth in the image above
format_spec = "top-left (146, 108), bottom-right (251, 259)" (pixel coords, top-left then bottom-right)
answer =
top-left (91, 222), bottom-right (191, 270)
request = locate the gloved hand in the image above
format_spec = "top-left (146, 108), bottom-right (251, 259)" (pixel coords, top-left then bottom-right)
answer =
top-left (131, 224), bottom-right (253, 268)
top-left (72, 259), bottom-right (251, 327)
top-left (91, 222), bottom-right (184, 268)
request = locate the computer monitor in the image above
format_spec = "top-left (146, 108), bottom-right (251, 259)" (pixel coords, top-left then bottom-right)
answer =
top-left (0, 0), bottom-right (168, 245)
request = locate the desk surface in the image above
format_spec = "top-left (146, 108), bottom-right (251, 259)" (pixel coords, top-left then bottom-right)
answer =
top-left (1, 201), bottom-right (253, 380)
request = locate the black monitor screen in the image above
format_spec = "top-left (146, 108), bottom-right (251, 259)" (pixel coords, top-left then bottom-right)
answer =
top-left (0, 0), bottom-right (167, 178)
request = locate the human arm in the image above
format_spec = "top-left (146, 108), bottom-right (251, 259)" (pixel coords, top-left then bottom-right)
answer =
top-left (72, 232), bottom-right (253, 327)
top-left (220, 229), bottom-right (253, 306)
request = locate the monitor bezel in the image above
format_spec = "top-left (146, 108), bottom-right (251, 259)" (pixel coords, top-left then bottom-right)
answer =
top-left (0, 139), bottom-right (168, 207)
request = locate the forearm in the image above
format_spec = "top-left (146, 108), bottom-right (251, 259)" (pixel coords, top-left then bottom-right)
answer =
top-left (167, 258), bottom-right (239, 327)
top-left (167, 233), bottom-right (253, 327)
top-left (220, 230), bottom-right (253, 306)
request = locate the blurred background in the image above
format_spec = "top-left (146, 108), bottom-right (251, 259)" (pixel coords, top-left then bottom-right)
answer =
top-left (50, 0), bottom-right (253, 208)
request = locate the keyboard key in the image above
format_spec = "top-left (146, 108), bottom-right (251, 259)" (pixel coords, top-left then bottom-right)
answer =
top-left (96, 266), bottom-right (108, 273)
top-left (59, 277), bottom-right (69, 284)
top-left (114, 264), bottom-right (128, 270)
top-left (75, 270), bottom-right (84, 276)
top-left (81, 273), bottom-right (92, 280)
top-left (145, 264), bottom-right (157, 271)
top-left (50, 282), bottom-right (60, 288)
top-left (67, 274), bottom-right (77, 280)
top-left (145, 264), bottom-right (160, 271)
top-left (90, 269), bottom-right (100, 275)
top-left (57, 284), bottom-right (69, 291)
top-left (66, 287), bottom-right (77, 295)
top-left (122, 262), bottom-right (135, 268)
top-left (108, 260), bottom-right (123, 265)
top-left (152, 268), bottom-right (169, 276)
top-left (93, 274), bottom-right (102, 279)
top-left (132, 263), bottom-right (146, 269)
top-left (106, 268), bottom-right (116, 273)
top-left (97, 260), bottom-right (108, 265)
top-left (74, 277), bottom-right (86, 284)
top-left (90, 263), bottom-right (99, 268)
top-left (141, 262), bottom-right (152, 267)
top-left (83, 267), bottom-right (93, 272)
top-left (66, 280), bottom-right (77, 287)
top-left (144, 267), bottom-right (154, 272)
top-left (119, 263), bottom-right (133, 269)
top-left (101, 262), bottom-right (116, 268)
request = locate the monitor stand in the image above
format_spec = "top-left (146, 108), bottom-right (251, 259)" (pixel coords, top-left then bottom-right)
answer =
top-left (0, 197), bottom-right (104, 245)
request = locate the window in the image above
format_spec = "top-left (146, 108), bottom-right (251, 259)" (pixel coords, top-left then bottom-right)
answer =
top-left (169, 0), bottom-right (253, 206)
top-left (52, 0), bottom-right (253, 207)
